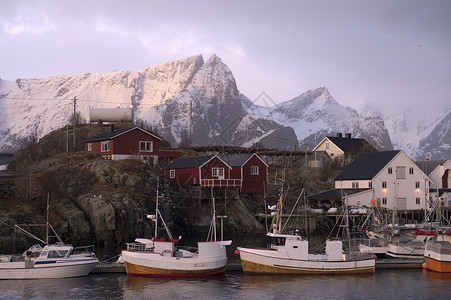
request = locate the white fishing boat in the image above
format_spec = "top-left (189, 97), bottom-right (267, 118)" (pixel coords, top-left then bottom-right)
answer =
top-left (0, 243), bottom-right (99, 279)
top-left (424, 194), bottom-right (451, 272)
top-left (237, 189), bottom-right (375, 275)
top-left (122, 188), bottom-right (232, 277)
top-left (0, 197), bottom-right (98, 279)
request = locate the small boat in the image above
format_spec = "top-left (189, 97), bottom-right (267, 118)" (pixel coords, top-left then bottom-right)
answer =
top-left (424, 194), bottom-right (451, 272)
top-left (237, 189), bottom-right (375, 275)
top-left (0, 243), bottom-right (99, 279)
top-left (121, 187), bottom-right (232, 277)
top-left (387, 237), bottom-right (426, 259)
top-left (0, 196), bottom-right (98, 279)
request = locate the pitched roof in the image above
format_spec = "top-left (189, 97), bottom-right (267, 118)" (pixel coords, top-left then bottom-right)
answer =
top-left (220, 153), bottom-right (254, 166)
top-left (326, 136), bottom-right (377, 153)
top-left (335, 150), bottom-right (401, 181)
top-left (415, 160), bottom-right (447, 175)
top-left (167, 153), bottom-right (267, 170)
top-left (166, 155), bottom-right (215, 169)
top-left (307, 188), bottom-right (372, 200)
top-left (84, 126), bottom-right (162, 142)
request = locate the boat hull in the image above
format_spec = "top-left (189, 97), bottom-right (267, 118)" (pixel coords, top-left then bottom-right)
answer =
top-left (387, 243), bottom-right (425, 259)
top-left (424, 241), bottom-right (451, 273)
top-left (122, 250), bottom-right (228, 277)
top-left (0, 260), bottom-right (98, 279)
top-left (238, 249), bottom-right (375, 275)
top-left (124, 260), bottom-right (227, 277)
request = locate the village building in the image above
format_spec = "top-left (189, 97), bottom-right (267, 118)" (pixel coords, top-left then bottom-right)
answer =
top-left (415, 159), bottom-right (451, 208)
top-left (84, 125), bottom-right (181, 165)
top-left (308, 150), bottom-right (431, 212)
top-left (166, 153), bottom-right (268, 194)
top-left (312, 133), bottom-right (377, 167)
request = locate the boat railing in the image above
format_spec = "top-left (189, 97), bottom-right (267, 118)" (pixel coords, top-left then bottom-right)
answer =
top-left (126, 242), bottom-right (154, 252)
top-left (73, 245), bottom-right (97, 258)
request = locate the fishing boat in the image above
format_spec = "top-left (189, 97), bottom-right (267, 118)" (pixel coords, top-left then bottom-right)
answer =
top-left (424, 194), bottom-right (451, 272)
top-left (237, 189), bottom-right (375, 275)
top-left (121, 188), bottom-right (232, 277)
top-left (0, 197), bottom-right (98, 279)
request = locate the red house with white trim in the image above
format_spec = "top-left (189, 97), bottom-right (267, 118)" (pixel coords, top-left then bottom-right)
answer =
top-left (166, 153), bottom-right (268, 194)
top-left (84, 125), bottom-right (181, 164)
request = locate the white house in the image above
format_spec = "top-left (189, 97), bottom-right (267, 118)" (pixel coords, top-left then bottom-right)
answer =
top-left (312, 133), bottom-right (377, 167)
top-left (415, 160), bottom-right (451, 207)
top-left (308, 150), bottom-right (432, 211)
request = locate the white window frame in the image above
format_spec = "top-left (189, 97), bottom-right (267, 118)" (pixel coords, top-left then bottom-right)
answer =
top-left (416, 197), bottom-right (420, 205)
top-left (251, 166), bottom-right (259, 175)
top-left (101, 141), bottom-right (110, 152)
top-left (140, 141), bottom-right (153, 152)
top-left (382, 198), bottom-right (387, 205)
top-left (382, 181), bottom-right (387, 189)
top-left (88, 143), bottom-right (92, 152)
top-left (212, 168), bottom-right (224, 178)
top-left (170, 170), bottom-right (175, 179)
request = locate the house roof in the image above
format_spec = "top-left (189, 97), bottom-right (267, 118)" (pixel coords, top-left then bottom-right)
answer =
top-left (335, 150), bottom-right (401, 181)
top-left (84, 126), bottom-right (162, 142)
top-left (307, 188), bottom-right (372, 201)
top-left (221, 153), bottom-right (268, 168)
top-left (166, 155), bottom-right (215, 169)
top-left (221, 153), bottom-right (254, 167)
top-left (167, 153), bottom-right (267, 170)
top-left (325, 136), bottom-right (377, 153)
top-left (415, 160), bottom-right (447, 175)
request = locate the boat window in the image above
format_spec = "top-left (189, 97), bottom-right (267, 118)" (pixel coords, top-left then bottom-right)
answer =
top-left (47, 250), bottom-right (69, 258)
top-left (273, 238), bottom-right (286, 246)
top-left (40, 251), bottom-right (48, 258)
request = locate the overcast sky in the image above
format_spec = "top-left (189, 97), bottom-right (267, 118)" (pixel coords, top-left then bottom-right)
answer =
top-left (1, 0), bottom-right (450, 114)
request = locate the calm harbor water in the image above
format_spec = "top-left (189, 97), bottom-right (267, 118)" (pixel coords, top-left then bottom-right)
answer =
top-left (1, 270), bottom-right (451, 300)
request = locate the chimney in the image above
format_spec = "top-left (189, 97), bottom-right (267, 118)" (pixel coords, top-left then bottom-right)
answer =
top-left (336, 133), bottom-right (343, 138)
top-left (345, 133), bottom-right (351, 138)
top-left (110, 124), bottom-right (115, 133)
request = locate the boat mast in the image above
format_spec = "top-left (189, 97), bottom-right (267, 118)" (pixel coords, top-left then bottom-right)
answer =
top-left (46, 193), bottom-right (49, 245)
top-left (344, 193), bottom-right (352, 253)
top-left (155, 182), bottom-right (159, 239)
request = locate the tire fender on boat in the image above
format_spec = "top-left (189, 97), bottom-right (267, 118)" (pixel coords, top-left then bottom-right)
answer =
top-left (161, 249), bottom-right (173, 257)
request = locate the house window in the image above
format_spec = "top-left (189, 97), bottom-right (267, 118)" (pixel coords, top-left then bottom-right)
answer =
top-left (352, 182), bottom-right (359, 189)
top-left (382, 198), bottom-right (387, 205)
top-left (212, 168), bottom-right (224, 177)
top-left (170, 170), bottom-right (175, 179)
top-left (416, 197), bottom-right (420, 205)
top-left (409, 167), bottom-right (414, 175)
top-left (368, 181), bottom-right (372, 188)
top-left (396, 166), bottom-right (406, 179)
top-left (101, 141), bottom-right (110, 152)
top-left (388, 167), bottom-right (392, 174)
top-left (251, 166), bottom-right (259, 175)
top-left (382, 181), bottom-right (387, 189)
top-left (88, 143), bottom-right (92, 151)
top-left (415, 182), bottom-right (420, 189)
top-left (140, 141), bottom-right (153, 152)
top-left (330, 153), bottom-right (334, 157)
top-left (326, 143), bottom-right (330, 150)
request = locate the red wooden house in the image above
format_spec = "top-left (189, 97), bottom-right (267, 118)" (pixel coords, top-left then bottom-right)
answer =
top-left (166, 153), bottom-right (268, 194)
top-left (84, 125), bottom-right (181, 164)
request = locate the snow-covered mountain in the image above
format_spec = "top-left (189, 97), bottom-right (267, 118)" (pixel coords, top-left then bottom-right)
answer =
top-left (361, 105), bottom-right (451, 160)
top-left (242, 87), bottom-right (393, 151)
top-left (0, 54), bottom-right (449, 159)
top-left (0, 54), bottom-right (298, 151)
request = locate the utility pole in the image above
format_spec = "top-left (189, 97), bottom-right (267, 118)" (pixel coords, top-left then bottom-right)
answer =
top-left (72, 96), bottom-right (77, 151)
top-left (189, 100), bottom-right (192, 148)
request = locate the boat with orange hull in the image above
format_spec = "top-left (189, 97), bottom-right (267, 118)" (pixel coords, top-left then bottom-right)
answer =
top-left (237, 189), bottom-right (375, 275)
top-left (122, 186), bottom-right (232, 277)
top-left (424, 240), bottom-right (451, 272)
